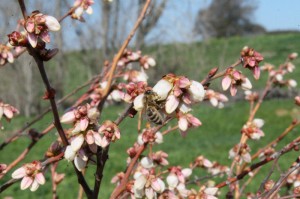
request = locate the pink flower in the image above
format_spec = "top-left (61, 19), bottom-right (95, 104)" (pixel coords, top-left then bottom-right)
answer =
top-left (137, 129), bottom-right (163, 145)
top-left (140, 56), bottom-right (156, 69)
top-left (193, 156), bottom-right (213, 169)
top-left (123, 69), bottom-right (148, 83)
top-left (167, 167), bottom-right (192, 190)
top-left (177, 112), bottom-right (202, 136)
top-left (205, 89), bottom-right (228, 108)
top-left (61, 104), bottom-right (99, 134)
top-left (21, 11), bottom-right (60, 48)
top-left (151, 151), bottom-right (169, 166)
top-left (242, 118), bottom-right (265, 140)
top-left (0, 101), bottom-right (19, 121)
top-left (241, 46), bottom-right (264, 80)
top-left (11, 161), bottom-right (45, 192)
top-left (229, 143), bottom-right (251, 164)
top-left (133, 168), bottom-right (165, 198)
top-left (72, 0), bottom-right (94, 21)
top-left (98, 120), bottom-right (120, 148)
top-left (0, 44), bottom-right (14, 65)
top-left (222, 68), bottom-right (252, 96)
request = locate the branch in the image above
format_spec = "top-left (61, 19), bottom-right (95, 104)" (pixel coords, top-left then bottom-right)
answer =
top-left (216, 137), bottom-right (300, 189)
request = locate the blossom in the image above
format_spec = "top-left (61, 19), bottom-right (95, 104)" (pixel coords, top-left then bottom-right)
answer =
top-left (229, 143), bottom-right (251, 163)
top-left (205, 89), bottom-right (228, 108)
top-left (72, 0), bottom-right (94, 21)
top-left (151, 151), bottom-right (169, 166)
top-left (0, 101), bottom-right (19, 121)
top-left (18, 11), bottom-right (61, 48)
top-left (222, 67), bottom-right (252, 96)
top-left (119, 81), bottom-right (148, 104)
top-left (64, 145), bottom-right (88, 171)
top-left (241, 46), bottom-right (264, 79)
top-left (177, 111), bottom-right (201, 136)
top-left (60, 104), bottom-right (99, 134)
top-left (189, 186), bottom-right (219, 199)
top-left (133, 167), bottom-right (165, 198)
top-left (140, 55), bottom-right (156, 69)
top-left (137, 129), bottom-right (163, 145)
top-left (242, 118), bottom-right (265, 140)
top-left (97, 120), bottom-right (120, 148)
top-left (0, 44), bottom-right (14, 65)
top-left (11, 161), bottom-right (45, 192)
top-left (123, 69), bottom-right (148, 83)
top-left (192, 156), bottom-right (213, 169)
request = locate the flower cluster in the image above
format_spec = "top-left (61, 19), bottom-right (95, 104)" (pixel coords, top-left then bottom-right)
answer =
top-left (0, 44), bottom-right (14, 65)
top-left (12, 161), bottom-right (45, 192)
top-left (240, 46), bottom-right (264, 80)
top-left (205, 89), bottom-right (228, 108)
top-left (241, 118), bottom-right (265, 140)
top-left (71, 0), bottom-right (94, 21)
top-left (261, 54), bottom-right (298, 89)
top-left (8, 11), bottom-right (60, 48)
top-left (133, 166), bottom-right (165, 198)
top-left (222, 67), bottom-right (252, 96)
top-left (61, 104), bottom-right (99, 170)
top-left (133, 74), bottom-right (205, 135)
top-left (229, 143), bottom-right (251, 164)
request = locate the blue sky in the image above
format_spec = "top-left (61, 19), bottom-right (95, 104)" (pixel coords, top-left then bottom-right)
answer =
top-left (255, 0), bottom-right (300, 31)
top-left (146, 0), bottom-right (300, 44)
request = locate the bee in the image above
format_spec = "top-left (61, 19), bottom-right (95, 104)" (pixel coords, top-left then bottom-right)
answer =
top-left (143, 89), bottom-right (165, 125)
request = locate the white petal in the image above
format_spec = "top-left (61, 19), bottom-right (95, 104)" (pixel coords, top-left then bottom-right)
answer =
top-left (0, 107), bottom-right (3, 120)
top-left (30, 180), bottom-right (39, 192)
top-left (204, 187), bottom-right (218, 195)
top-left (253, 118), bottom-right (264, 128)
top-left (74, 156), bottom-right (87, 171)
top-left (133, 94), bottom-right (145, 111)
top-left (64, 145), bottom-right (76, 161)
top-left (134, 175), bottom-right (147, 190)
top-left (166, 174), bottom-right (178, 189)
top-left (60, 111), bottom-right (75, 124)
top-left (210, 98), bottom-right (218, 107)
top-left (178, 117), bottom-right (188, 132)
top-left (188, 80), bottom-right (206, 102)
top-left (86, 6), bottom-right (93, 15)
top-left (165, 95), bottom-right (179, 114)
top-left (182, 168), bottom-right (192, 178)
top-left (141, 157), bottom-right (154, 169)
top-left (241, 78), bottom-right (252, 90)
top-left (11, 167), bottom-right (26, 179)
top-left (179, 103), bottom-right (191, 113)
top-left (155, 132), bottom-right (163, 144)
top-left (71, 134), bottom-right (84, 152)
top-left (45, 15), bottom-right (61, 31)
top-left (28, 33), bottom-right (37, 48)
top-left (152, 79), bottom-right (173, 100)
top-left (145, 188), bottom-right (155, 199)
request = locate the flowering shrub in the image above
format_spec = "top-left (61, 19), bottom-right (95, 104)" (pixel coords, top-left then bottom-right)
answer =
top-left (0, 1), bottom-right (300, 199)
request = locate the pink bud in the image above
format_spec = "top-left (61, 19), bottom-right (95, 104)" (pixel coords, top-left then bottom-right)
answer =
top-left (60, 111), bottom-right (75, 124)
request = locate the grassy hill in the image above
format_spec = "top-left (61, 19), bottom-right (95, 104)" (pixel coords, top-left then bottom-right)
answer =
top-left (1, 33), bottom-right (300, 198)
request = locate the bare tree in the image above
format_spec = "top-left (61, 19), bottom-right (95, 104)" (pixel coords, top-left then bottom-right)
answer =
top-left (135, 0), bottom-right (168, 49)
top-left (194, 0), bottom-right (265, 39)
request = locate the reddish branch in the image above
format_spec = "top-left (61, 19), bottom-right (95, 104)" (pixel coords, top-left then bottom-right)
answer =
top-left (216, 137), bottom-right (300, 189)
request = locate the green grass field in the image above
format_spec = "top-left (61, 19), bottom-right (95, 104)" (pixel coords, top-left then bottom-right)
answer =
top-left (1, 33), bottom-right (300, 198)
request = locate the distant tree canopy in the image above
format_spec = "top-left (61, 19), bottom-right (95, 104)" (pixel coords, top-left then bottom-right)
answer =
top-left (194, 0), bottom-right (266, 39)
